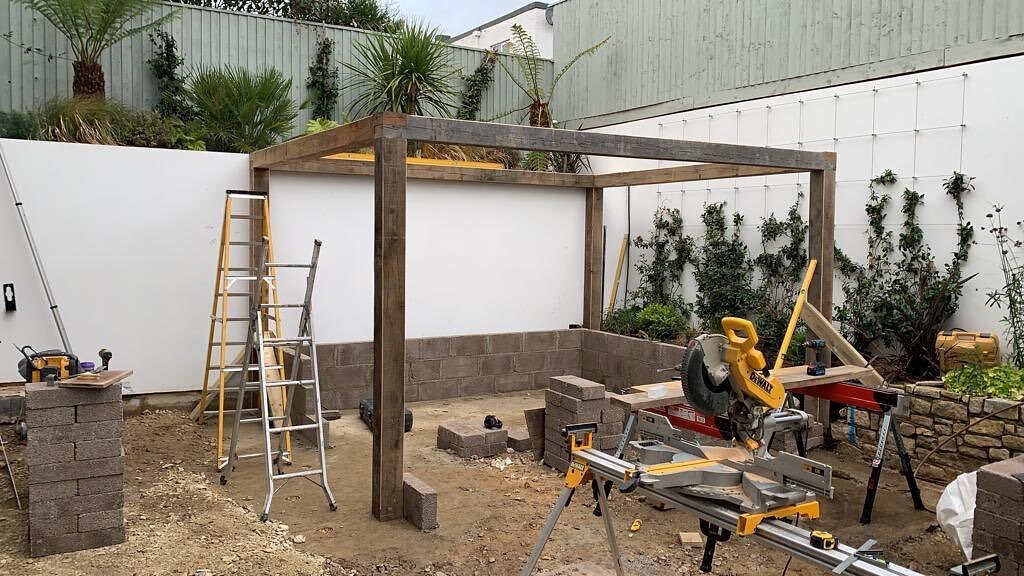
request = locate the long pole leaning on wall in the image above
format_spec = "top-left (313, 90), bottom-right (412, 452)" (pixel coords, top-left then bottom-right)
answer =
top-left (0, 141), bottom-right (73, 354)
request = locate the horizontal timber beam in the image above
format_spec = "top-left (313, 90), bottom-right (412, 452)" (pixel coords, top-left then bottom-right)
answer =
top-left (251, 113), bottom-right (406, 169)
top-left (403, 115), bottom-right (836, 171)
top-left (593, 164), bottom-right (804, 188)
top-left (275, 158), bottom-right (594, 188)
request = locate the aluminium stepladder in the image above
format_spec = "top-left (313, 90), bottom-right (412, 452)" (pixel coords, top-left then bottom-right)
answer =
top-left (192, 190), bottom-right (291, 471)
top-left (219, 237), bottom-right (337, 522)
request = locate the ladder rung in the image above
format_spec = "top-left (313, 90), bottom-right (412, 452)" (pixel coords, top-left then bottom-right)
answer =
top-left (203, 408), bottom-right (259, 416)
top-left (210, 341), bottom-right (248, 346)
top-left (273, 469), bottom-right (323, 481)
top-left (225, 275), bottom-right (275, 281)
top-left (270, 423), bottom-right (319, 433)
top-left (209, 364), bottom-right (284, 372)
top-left (263, 337), bottom-right (311, 344)
top-left (261, 303), bottom-right (305, 308)
top-left (227, 267), bottom-right (257, 272)
top-left (229, 241), bottom-right (261, 246)
top-left (266, 263), bottom-right (312, 269)
top-left (239, 415), bottom-right (289, 424)
top-left (221, 450), bottom-right (287, 463)
top-left (226, 191), bottom-right (268, 199)
top-left (217, 292), bottom-right (253, 297)
top-left (214, 317), bottom-right (250, 323)
top-left (265, 379), bottom-right (315, 388)
top-left (229, 214), bottom-right (263, 220)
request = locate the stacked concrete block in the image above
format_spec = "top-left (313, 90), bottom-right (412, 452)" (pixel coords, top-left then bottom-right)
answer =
top-left (436, 421), bottom-right (508, 458)
top-left (402, 473), bottom-right (438, 531)
top-left (544, 375), bottom-right (624, 472)
top-left (972, 456), bottom-right (1024, 574)
top-left (25, 382), bottom-right (126, 557)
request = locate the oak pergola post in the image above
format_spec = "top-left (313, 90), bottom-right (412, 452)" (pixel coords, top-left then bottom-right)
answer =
top-left (805, 166), bottom-right (837, 427)
top-left (372, 125), bottom-right (408, 521)
top-left (583, 187), bottom-right (604, 329)
top-left (249, 114), bottom-right (838, 523)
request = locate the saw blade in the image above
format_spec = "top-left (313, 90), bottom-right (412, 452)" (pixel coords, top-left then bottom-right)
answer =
top-left (679, 338), bottom-right (732, 415)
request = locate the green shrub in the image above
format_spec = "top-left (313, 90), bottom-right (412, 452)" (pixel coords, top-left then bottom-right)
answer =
top-left (306, 36), bottom-right (340, 121)
top-left (112, 108), bottom-right (177, 148)
top-left (602, 306), bottom-right (641, 338)
top-left (692, 203), bottom-right (755, 330)
top-left (0, 110), bottom-right (36, 139)
top-left (148, 30), bottom-right (193, 122)
top-left (305, 118), bottom-right (339, 135)
top-left (187, 66), bottom-right (297, 153)
top-left (636, 302), bottom-right (689, 342)
top-left (944, 364), bottom-right (1024, 401)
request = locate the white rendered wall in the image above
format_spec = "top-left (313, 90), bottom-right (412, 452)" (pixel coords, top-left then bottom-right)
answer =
top-left (590, 54), bottom-right (1024, 350)
top-left (0, 140), bottom-right (584, 393)
top-left (452, 8), bottom-right (553, 59)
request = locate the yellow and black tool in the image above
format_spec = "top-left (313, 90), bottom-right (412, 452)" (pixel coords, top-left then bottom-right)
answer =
top-left (15, 344), bottom-right (79, 383)
top-left (810, 530), bottom-right (837, 550)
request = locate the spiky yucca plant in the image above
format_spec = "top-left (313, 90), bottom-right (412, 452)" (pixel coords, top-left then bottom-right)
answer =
top-left (494, 24), bottom-right (609, 127)
top-left (345, 21), bottom-right (458, 117)
top-left (16, 0), bottom-right (177, 97)
top-left (186, 66), bottom-right (298, 152)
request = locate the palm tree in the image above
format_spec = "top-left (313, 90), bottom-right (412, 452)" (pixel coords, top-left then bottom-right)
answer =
top-left (495, 24), bottom-right (609, 127)
top-left (345, 21), bottom-right (458, 117)
top-left (17, 0), bottom-right (177, 97)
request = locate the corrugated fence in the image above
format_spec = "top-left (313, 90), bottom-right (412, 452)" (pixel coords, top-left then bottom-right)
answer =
top-left (552, 0), bottom-right (1024, 127)
top-left (0, 1), bottom-right (552, 130)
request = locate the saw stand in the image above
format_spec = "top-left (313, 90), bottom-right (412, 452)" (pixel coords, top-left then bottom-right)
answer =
top-left (522, 427), bottom-right (926, 576)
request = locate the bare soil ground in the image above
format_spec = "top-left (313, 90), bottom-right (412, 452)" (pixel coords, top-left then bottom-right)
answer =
top-left (0, 392), bottom-right (963, 575)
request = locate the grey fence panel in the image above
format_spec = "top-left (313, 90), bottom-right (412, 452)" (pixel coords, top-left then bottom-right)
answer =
top-left (0, 1), bottom-right (551, 133)
top-left (551, 0), bottom-right (1024, 126)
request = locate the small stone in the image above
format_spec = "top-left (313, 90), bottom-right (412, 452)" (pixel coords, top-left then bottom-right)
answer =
top-left (292, 534), bottom-right (306, 544)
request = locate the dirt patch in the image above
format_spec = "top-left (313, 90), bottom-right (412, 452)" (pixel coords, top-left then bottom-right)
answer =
top-left (0, 394), bottom-right (964, 575)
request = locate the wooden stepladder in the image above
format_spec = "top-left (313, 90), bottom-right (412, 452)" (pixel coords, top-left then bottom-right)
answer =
top-left (192, 190), bottom-right (291, 470)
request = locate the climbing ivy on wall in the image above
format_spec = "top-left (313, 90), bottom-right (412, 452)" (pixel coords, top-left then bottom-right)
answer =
top-left (307, 35), bottom-right (340, 121)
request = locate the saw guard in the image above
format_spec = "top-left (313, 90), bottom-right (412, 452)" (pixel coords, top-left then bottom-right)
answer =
top-left (680, 336), bottom-right (732, 415)
top-left (722, 317), bottom-right (786, 410)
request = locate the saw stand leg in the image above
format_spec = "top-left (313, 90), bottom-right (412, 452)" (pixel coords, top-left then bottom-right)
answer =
top-left (698, 519), bottom-right (731, 573)
top-left (860, 412), bottom-right (925, 524)
top-left (520, 475), bottom-right (626, 576)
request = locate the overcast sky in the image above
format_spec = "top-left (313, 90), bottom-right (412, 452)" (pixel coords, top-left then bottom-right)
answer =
top-left (393, 0), bottom-right (536, 36)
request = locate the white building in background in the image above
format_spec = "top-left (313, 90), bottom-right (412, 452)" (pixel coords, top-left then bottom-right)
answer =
top-left (449, 2), bottom-right (553, 58)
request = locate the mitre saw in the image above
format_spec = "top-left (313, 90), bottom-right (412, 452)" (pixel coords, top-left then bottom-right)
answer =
top-left (619, 316), bottom-right (831, 522)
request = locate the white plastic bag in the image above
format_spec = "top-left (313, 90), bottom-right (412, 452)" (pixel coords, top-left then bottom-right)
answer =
top-left (936, 471), bottom-right (977, 559)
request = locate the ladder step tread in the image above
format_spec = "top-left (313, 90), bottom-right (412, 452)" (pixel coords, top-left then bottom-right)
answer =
top-left (229, 214), bottom-right (263, 220)
top-left (208, 365), bottom-right (284, 372)
top-left (228, 241), bottom-right (261, 246)
top-left (263, 337), bottom-right (311, 344)
top-left (273, 469), bottom-right (323, 481)
top-left (270, 423), bottom-right (320, 433)
top-left (261, 304), bottom-right (304, 308)
top-left (266, 263), bottom-right (312, 269)
top-left (265, 379), bottom-right (316, 388)
top-left (226, 191), bottom-right (268, 199)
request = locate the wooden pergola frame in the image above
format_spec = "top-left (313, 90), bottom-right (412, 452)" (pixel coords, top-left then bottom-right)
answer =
top-left (249, 112), bottom-right (837, 522)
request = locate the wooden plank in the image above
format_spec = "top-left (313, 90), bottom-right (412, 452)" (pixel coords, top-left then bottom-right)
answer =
top-left (275, 158), bottom-right (594, 188)
top-left (59, 369), bottom-right (133, 389)
top-left (251, 113), bottom-right (406, 169)
top-left (593, 163), bottom-right (802, 188)
top-left (371, 128), bottom-right (407, 522)
top-left (773, 364), bottom-right (880, 389)
top-left (800, 302), bottom-right (886, 387)
top-left (583, 187), bottom-right (604, 329)
top-left (608, 386), bottom-right (688, 412)
top-left (403, 116), bottom-right (837, 170)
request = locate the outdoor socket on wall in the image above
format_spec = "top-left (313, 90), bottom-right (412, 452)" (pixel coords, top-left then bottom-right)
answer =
top-left (3, 283), bottom-right (14, 312)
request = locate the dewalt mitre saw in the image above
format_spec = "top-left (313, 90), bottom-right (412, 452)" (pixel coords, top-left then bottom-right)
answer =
top-left (676, 316), bottom-right (803, 454)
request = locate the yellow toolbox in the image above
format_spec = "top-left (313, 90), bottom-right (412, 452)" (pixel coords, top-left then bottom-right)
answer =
top-left (935, 330), bottom-right (999, 372)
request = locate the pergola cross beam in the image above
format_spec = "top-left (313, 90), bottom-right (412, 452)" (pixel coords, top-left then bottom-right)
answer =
top-left (248, 113), bottom-right (838, 523)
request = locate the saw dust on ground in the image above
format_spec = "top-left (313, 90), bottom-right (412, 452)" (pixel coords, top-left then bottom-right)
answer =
top-left (0, 394), bottom-right (963, 575)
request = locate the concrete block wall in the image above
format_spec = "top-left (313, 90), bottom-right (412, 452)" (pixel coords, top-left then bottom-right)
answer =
top-left (25, 382), bottom-right (126, 557)
top-left (972, 456), bottom-right (1024, 574)
top-left (580, 330), bottom-right (683, 393)
top-left (302, 329), bottom-right (582, 410)
top-left (834, 383), bottom-right (1024, 482)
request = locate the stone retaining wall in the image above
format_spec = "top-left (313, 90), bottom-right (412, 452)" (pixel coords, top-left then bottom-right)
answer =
top-left (832, 382), bottom-right (1024, 482)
